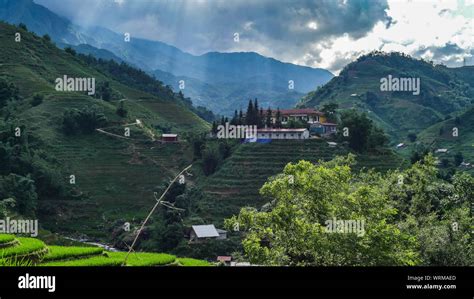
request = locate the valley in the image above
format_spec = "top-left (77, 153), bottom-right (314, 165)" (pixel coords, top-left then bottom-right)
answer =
top-left (0, 3), bottom-right (472, 267)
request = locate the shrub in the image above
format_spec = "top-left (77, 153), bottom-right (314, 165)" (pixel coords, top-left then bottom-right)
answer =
top-left (454, 152), bottom-right (463, 166)
top-left (62, 107), bottom-right (107, 135)
top-left (18, 23), bottom-right (27, 31)
top-left (0, 174), bottom-right (38, 215)
top-left (64, 47), bottom-right (76, 56)
top-left (116, 101), bottom-right (127, 117)
top-left (31, 94), bottom-right (43, 107)
top-left (0, 79), bottom-right (19, 107)
top-left (202, 145), bottom-right (221, 176)
top-left (407, 133), bottom-right (417, 142)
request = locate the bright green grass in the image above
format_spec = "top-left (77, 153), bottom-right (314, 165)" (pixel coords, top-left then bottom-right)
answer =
top-left (0, 255), bottom-right (34, 266)
top-left (0, 237), bottom-right (46, 259)
top-left (41, 246), bottom-right (104, 262)
top-left (0, 234), bottom-right (15, 244)
top-left (106, 252), bottom-right (176, 266)
top-left (40, 252), bottom-right (178, 266)
top-left (177, 258), bottom-right (212, 266)
top-left (40, 255), bottom-right (123, 267)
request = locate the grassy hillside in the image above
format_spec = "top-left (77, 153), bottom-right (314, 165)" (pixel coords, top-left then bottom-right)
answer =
top-left (415, 107), bottom-right (474, 175)
top-left (299, 52), bottom-right (474, 141)
top-left (0, 21), bottom-right (208, 239)
top-left (0, 234), bottom-right (211, 266)
top-left (197, 139), bottom-right (407, 225)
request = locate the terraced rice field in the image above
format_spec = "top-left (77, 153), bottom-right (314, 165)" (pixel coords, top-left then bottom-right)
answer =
top-left (199, 139), bottom-right (407, 224)
top-left (0, 234), bottom-right (211, 267)
top-left (38, 129), bottom-right (193, 238)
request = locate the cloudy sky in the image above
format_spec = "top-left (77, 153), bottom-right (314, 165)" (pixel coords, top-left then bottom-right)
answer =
top-left (36, 0), bottom-right (473, 74)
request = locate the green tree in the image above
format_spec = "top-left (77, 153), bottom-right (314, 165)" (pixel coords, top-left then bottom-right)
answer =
top-left (275, 108), bottom-right (282, 128)
top-left (202, 145), bottom-right (221, 176)
top-left (230, 110), bottom-right (238, 125)
top-left (62, 107), bottom-right (107, 135)
top-left (245, 99), bottom-right (254, 125)
top-left (64, 47), bottom-right (76, 56)
top-left (62, 109), bottom-right (80, 135)
top-left (226, 155), bottom-right (420, 266)
top-left (0, 174), bottom-right (38, 216)
top-left (229, 153), bottom-right (473, 266)
top-left (321, 103), bottom-right (338, 122)
top-left (454, 152), bottom-right (464, 166)
top-left (0, 79), bottom-right (19, 108)
top-left (265, 107), bottom-right (272, 128)
top-left (218, 141), bottom-right (232, 159)
top-left (97, 81), bottom-right (112, 101)
top-left (254, 98), bottom-right (259, 126)
top-left (18, 23), bottom-right (27, 31)
top-left (31, 94), bottom-right (43, 107)
top-left (211, 121), bottom-right (218, 135)
top-left (191, 134), bottom-right (205, 159)
top-left (407, 133), bottom-right (417, 142)
top-left (116, 101), bottom-right (127, 118)
top-left (338, 111), bottom-right (371, 152)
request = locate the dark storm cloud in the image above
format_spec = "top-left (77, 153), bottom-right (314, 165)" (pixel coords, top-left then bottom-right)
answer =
top-left (414, 42), bottom-right (464, 58)
top-left (414, 42), bottom-right (472, 66)
top-left (35, 0), bottom-right (392, 58)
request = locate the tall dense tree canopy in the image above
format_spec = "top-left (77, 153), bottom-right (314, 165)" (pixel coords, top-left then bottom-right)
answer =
top-left (226, 154), bottom-right (473, 266)
top-left (338, 110), bottom-right (388, 152)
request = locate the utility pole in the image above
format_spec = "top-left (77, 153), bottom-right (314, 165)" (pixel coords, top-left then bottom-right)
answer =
top-left (122, 164), bottom-right (192, 265)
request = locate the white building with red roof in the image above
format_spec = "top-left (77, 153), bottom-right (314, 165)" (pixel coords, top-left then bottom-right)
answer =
top-left (256, 128), bottom-right (309, 140)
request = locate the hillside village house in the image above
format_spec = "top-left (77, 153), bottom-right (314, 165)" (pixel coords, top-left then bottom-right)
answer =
top-left (257, 128), bottom-right (310, 140)
top-left (189, 225), bottom-right (227, 243)
top-left (217, 256), bottom-right (232, 266)
top-left (161, 133), bottom-right (178, 142)
top-left (215, 108), bottom-right (337, 140)
top-left (269, 108), bottom-right (337, 137)
top-left (309, 122), bottom-right (337, 136)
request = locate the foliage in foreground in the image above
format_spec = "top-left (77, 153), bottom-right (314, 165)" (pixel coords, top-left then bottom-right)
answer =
top-left (0, 234), bottom-right (210, 267)
top-left (226, 154), bottom-right (473, 266)
top-left (0, 234), bottom-right (15, 244)
top-left (0, 237), bottom-right (46, 259)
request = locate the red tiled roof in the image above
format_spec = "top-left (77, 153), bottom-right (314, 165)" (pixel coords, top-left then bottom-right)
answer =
top-left (217, 256), bottom-right (232, 262)
top-left (277, 108), bottom-right (324, 116)
top-left (243, 108), bottom-right (324, 117)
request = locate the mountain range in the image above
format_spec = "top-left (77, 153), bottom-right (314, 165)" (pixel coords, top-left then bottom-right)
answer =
top-left (0, 0), bottom-right (333, 115)
top-left (300, 51), bottom-right (474, 140)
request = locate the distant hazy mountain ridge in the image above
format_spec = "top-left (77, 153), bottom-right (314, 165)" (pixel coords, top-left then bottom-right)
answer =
top-left (0, 0), bottom-right (333, 115)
